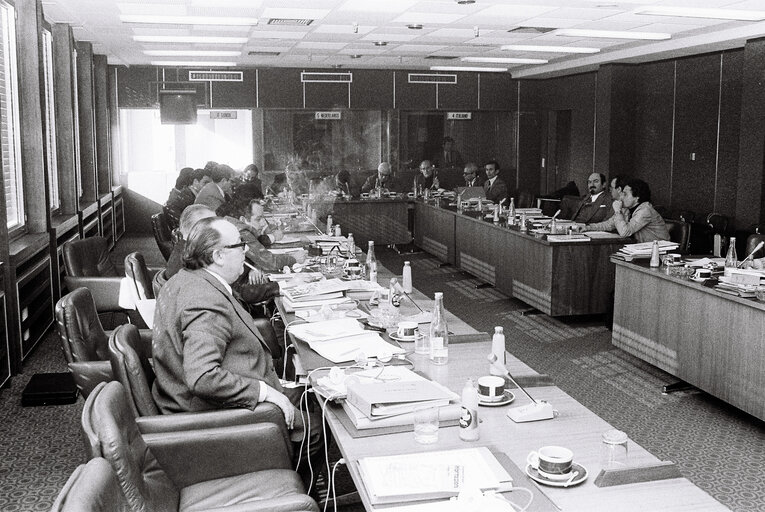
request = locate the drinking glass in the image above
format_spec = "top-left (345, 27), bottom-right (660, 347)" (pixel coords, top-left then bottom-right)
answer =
top-left (600, 429), bottom-right (629, 470)
top-left (413, 407), bottom-right (439, 444)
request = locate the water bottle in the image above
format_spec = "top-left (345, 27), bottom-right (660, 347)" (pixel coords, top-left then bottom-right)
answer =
top-left (508, 197), bottom-right (515, 225)
top-left (519, 212), bottom-right (527, 233)
top-left (389, 278), bottom-right (400, 307)
top-left (366, 241), bottom-right (378, 282)
top-left (326, 215), bottom-right (333, 235)
top-left (493, 204), bottom-right (500, 223)
top-left (346, 233), bottom-right (355, 258)
top-left (457, 192), bottom-right (464, 213)
top-left (402, 261), bottom-right (413, 293)
top-left (430, 292), bottom-right (449, 365)
top-left (649, 240), bottom-right (660, 268)
top-left (459, 378), bottom-right (480, 442)
top-left (725, 237), bottom-right (738, 273)
top-left (490, 327), bottom-right (506, 376)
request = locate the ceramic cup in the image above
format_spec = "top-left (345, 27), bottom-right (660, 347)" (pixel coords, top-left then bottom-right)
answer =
top-left (396, 321), bottom-right (419, 340)
top-left (477, 375), bottom-right (506, 402)
top-left (527, 446), bottom-right (574, 480)
top-left (360, 193), bottom-right (370, 199)
top-left (694, 268), bottom-right (712, 279)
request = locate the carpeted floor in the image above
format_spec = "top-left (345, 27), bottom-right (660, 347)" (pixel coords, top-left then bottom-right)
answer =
top-left (0, 235), bottom-right (763, 511)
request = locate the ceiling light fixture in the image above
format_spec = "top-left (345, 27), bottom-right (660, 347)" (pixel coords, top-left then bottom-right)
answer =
top-left (150, 61), bottom-right (236, 67)
top-left (407, 23), bottom-right (423, 29)
top-left (374, 41), bottom-right (388, 46)
top-left (121, 15), bottom-right (258, 25)
top-left (501, 44), bottom-right (600, 53)
top-left (431, 66), bottom-right (507, 72)
top-left (144, 50), bottom-right (241, 57)
top-left (555, 29), bottom-right (670, 40)
top-left (634, 6), bottom-right (765, 21)
top-left (134, 35), bottom-right (248, 44)
top-left (462, 56), bottom-right (548, 64)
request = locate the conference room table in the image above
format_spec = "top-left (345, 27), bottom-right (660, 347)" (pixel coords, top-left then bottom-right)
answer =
top-left (274, 257), bottom-right (727, 511)
top-left (612, 258), bottom-right (765, 421)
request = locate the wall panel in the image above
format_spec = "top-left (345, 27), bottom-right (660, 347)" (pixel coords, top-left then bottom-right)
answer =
top-left (350, 70), bottom-right (394, 109)
top-left (210, 69), bottom-right (257, 108)
top-left (716, 50), bottom-right (743, 221)
top-left (258, 68), bottom-right (303, 108)
top-left (437, 72), bottom-right (478, 110)
top-left (394, 71), bottom-right (437, 110)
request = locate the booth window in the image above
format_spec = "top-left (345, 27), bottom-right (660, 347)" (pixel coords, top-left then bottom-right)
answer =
top-left (0, 0), bottom-right (23, 231)
top-left (42, 28), bottom-right (59, 212)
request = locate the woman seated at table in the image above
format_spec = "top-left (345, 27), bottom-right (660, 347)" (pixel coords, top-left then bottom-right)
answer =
top-left (583, 178), bottom-right (670, 242)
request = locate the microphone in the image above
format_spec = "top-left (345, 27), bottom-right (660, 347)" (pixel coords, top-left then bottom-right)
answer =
top-left (738, 241), bottom-right (765, 268)
top-left (551, 209), bottom-right (561, 220)
top-left (488, 353), bottom-right (555, 423)
top-left (488, 353), bottom-right (537, 404)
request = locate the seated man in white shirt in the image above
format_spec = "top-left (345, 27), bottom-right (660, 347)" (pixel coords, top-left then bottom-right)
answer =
top-left (570, 173), bottom-right (611, 224)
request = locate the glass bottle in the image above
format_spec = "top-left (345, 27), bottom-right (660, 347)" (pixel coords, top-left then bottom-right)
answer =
top-left (402, 261), bottom-right (413, 293)
top-left (346, 233), bottom-right (355, 258)
top-left (508, 197), bottom-right (516, 225)
top-left (650, 240), bottom-right (660, 268)
top-left (430, 292), bottom-right (449, 365)
top-left (490, 327), bottom-right (506, 376)
top-left (725, 237), bottom-right (738, 270)
top-left (326, 215), bottom-right (333, 236)
top-left (366, 241), bottom-right (378, 282)
top-left (519, 212), bottom-right (527, 232)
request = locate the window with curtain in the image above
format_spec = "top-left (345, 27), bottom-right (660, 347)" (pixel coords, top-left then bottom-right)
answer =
top-left (42, 28), bottom-right (59, 212)
top-left (0, 0), bottom-right (23, 230)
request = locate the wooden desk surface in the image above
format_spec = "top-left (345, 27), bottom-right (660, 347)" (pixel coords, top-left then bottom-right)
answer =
top-left (322, 342), bottom-right (727, 511)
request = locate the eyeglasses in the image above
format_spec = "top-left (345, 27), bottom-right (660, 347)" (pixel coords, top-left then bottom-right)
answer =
top-left (222, 241), bottom-right (248, 250)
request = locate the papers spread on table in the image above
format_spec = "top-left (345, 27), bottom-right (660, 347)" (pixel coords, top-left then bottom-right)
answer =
top-left (287, 318), bottom-right (404, 363)
top-left (270, 236), bottom-right (304, 245)
top-left (613, 240), bottom-right (679, 260)
top-left (268, 247), bottom-right (306, 255)
top-left (345, 366), bottom-right (458, 418)
top-left (685, 257), bottom-right (725, 268)
top-left (584, 231), bottom-right (625, 239)
top-left (546, 234), bottom-right (591, 242)
top-left (357, 447), bottom-right (512, 505)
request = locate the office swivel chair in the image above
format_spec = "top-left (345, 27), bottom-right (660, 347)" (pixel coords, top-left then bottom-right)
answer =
top-left (81, 381), bottom-right (318, 512)
top-left (62, 237), bottom-right (123, 314)
top-left (152, 212), bottom-right (175, 261)
top-left (665, 219), bottom-right (692, 254)
top-left (746, 233), bottom-right (765, 260)
top-left (50, 458), bottom-right (130, 512)
top-left (124, 252), bottom-right (159, 300)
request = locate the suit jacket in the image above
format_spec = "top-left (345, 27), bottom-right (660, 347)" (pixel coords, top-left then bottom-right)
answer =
top-left (484, 177), bottom-right (508, 204)
top-left (165, 187), bottom-right (195, 216)
top-left (432, 149), bottom-right (463, 169)
top-left (571, 192), bottom-right (612, 224)
top-left (361, 175), bottom-right (403, 194)
top-left (227, 216), bottom-right (297, 273)
top-left (151, 268), bottom-right (282, 414)
top-left (464, 176), bottom-right (485, 188)
top-left (414, 173), bottom-right (436, 191)
top-left (194, 182), bottom-right (226, 211)
top-left (586, 201), bottom-right (670, 243)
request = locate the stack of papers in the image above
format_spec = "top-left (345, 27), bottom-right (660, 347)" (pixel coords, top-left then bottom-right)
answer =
top-left (357, 447), bottom-right (512, 505)
top-left (546, 234), bottom-right (591, 242)
top-left (287, 318), bottom-right (404, 362)
top-left (614, 240), bottom-right (679, 260)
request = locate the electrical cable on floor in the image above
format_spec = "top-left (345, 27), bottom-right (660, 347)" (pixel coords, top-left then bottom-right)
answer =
top-left (324, 458), bottom-right (345, 512)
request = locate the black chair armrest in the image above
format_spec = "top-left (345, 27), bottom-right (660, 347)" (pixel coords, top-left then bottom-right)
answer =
top-left (143, 423), bottom-right (291, 488)
top-left (68, 361), bottom-right (113, 398)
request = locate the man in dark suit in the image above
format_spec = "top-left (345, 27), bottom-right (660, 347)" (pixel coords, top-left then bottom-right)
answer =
top-left (361, 162), bottom-right (402, 193)
top-left (462, 162), bottom-right (484, 187)
top-left (194, 164), bottom-right (233, 211)
top-left (570, 173), bottom-right (612, 224)
top-left (483, 160), bottom-right (508, 204)
top-left (152, 217), bottom-right (324, 485)
top-left (433, 136), bottom-right (463, 169)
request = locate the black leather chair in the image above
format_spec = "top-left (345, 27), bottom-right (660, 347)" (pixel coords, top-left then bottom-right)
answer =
top-left (50, 458), bottom-right (129, 512)
top-left (107, 324), bottom-right (290, 446)
top-left (124, 252), bottom-right (158, 300)
top-left (81, 381), bottom-right (318, 512)
top-left (745, 233), bottom-right (765, 260)
top-left (665, 219), bottom-right (692, 254)
top-left (55, 287), bottom-right (152, 398)
top-left (152, 269), bottom-right (169, 298)
top-left (152, 212), bottom-right (175, 262)
top-left (62, 237), bottom-right (123, 313)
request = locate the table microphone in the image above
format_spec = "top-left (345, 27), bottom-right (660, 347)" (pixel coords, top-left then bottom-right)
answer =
top-left (737, 241), bottom-right (765, 268)
top-left (487, 353), bottom-right (555, 423)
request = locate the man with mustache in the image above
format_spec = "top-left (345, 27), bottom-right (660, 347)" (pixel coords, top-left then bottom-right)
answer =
top-left (571, 172), bottom-right (611, 224)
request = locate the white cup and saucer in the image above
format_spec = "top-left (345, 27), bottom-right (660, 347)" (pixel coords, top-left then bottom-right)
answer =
top-left (476, 376), bottom-right (514, 406)
top-left (388, 321), bottom-right (422, 342)
top-left (526, 446), bottom-right (588, 487)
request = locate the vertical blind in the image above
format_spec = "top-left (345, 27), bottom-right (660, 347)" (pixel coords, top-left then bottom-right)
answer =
top-left (0, 0), bottom-right (22, 230)
top-left (42, 29), bottom-right (59, 211)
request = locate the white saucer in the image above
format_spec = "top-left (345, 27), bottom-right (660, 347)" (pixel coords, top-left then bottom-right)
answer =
top-left (478, 390), bottom-right (515, 407)
top-left (691, 277), bottom-right (709, 283)
top-left (525, 462), bottom-right (588, 488)
top-left (388, 332), bottom-right (424, 342)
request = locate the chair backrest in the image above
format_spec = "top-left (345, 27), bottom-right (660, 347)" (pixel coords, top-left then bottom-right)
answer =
top-left (84, 381), bottom-right (179, 512)
top-left (152, 269), bottom-right (168, 298)
top-left (706, 213), bottom-right (729, 234)
top-left (746, 233), bottom-right (765, 260)
top-left (108, 324), bottom-right (158, 417)
top-left (124, 252), bottom-right (154, 300)
top-left (665, 219), bottom-right (691, 254)
top-left (151, 213), bottom-right (174, 262)
top-left (559, 195), bottom-right (581, 219)
top-left (50, 458), bottom-right (130, 512)
top-left (63, 237), bottom-right (119, 277)
top-left (55, 287), bottom-right (109, 364)
top-left (517, 190), bottom-right (535, 209)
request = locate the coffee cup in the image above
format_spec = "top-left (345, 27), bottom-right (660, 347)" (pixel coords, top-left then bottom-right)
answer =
top-left (396, 321), bottom-right (419, 340)
top-left (527, 446), bottom-right (574, 480)
top-left (477, 375), bottom-right (506, 402)
top-left (694, 268), bottom-right (712, 280)
top-left (360, 193), bottom-right (370, 199)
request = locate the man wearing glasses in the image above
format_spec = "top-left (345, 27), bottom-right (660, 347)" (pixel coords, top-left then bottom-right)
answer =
top-left (152, 217), bottom-right (324, 487)
top-left (462, 162), bottom-right (484, 187)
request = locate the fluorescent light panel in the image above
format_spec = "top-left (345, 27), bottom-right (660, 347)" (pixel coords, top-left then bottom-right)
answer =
top-left (134, 36), bottom-right (248, 44)
top-left (634, 6), bottom-right (765, 21)
top-left (121, 15), bottom-right (258, 25)
top-left (463, 57), bottom-right (548, 64)
top-left (501, 45), bottom-right (600, 54)
top-left (555, 29), bottom-right (670, 40)
top-left (150, 61), bottom-right (236, 67)
top-left (144, 50), bottom-right (241, 57)
top-left (431, 66), bottom-right (507, 72)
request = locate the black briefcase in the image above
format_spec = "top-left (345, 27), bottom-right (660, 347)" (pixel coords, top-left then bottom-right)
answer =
top-left (21, 372), bottom-right (78, 406)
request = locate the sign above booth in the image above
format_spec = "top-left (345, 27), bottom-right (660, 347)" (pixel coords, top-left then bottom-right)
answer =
top-left (447, 112), bottom-right (472, 120)
top-left (210, 111), bottom-right (237, 120)
top-left (315, 111), bottom-right (342, 120)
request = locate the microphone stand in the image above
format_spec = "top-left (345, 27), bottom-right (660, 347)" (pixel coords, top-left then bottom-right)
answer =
top-left (737, 241), bottom-right (765, 268)
top-left (488, 354), bottom-right (555, 423)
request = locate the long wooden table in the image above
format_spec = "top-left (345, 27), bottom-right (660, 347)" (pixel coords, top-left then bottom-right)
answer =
top-left (330, 199), bottom-right (412, 248)
top-left (318, 341), bottom-right (726, 511)
top-left (415, 202), bottom-right (628, 316)
top-left (612, 258), bottom-right (765, 421)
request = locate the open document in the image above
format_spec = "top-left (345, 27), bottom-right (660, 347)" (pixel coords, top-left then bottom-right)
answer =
top-left (288, 318), bottom-right (403, 363)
